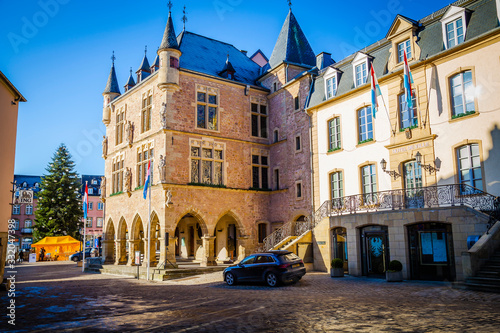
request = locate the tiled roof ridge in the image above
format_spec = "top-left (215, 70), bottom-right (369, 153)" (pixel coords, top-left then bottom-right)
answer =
top-left (419, 0), bottom-right (478, 24)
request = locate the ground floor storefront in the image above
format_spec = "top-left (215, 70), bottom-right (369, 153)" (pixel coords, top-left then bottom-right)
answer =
top-left (313, 206), bottom-right (490, 281)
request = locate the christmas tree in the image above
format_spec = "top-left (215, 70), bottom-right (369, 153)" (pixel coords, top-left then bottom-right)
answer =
top-left (34, 144), bottom-right (83, 242)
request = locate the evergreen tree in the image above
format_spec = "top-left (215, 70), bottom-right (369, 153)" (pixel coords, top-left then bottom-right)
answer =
top-left (34, 144), bottom-right (83, 241)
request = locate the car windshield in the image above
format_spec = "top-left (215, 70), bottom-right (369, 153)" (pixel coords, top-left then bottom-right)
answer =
top-left (278, 253), bottom-right (301, 263)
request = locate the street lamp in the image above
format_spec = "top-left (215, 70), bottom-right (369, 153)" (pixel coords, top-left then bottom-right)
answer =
top-left (380, 158), bottom-right (401, 180)
top-left (415, 151), bottom-right (438, 174)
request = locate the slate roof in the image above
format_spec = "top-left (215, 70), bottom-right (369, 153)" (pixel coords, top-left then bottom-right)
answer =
top-left (125, 69), bottom-right (136, 87)
top-left (177, 31), bottom-right (263, 86)
top-left (14, 175), bottom-right (42, 193)
top-left (268, 10), bottom-right (316, 70)
top-left (81, 175), bottom-right (102, 197)
top-left (159, 11), bottom-right (179, 50)
top-left (103, 64), bottom-right (121, 94)
top-left (308, 0), bottom-right (499, 109)
top-left (137, 54), bottom-right (151, 73)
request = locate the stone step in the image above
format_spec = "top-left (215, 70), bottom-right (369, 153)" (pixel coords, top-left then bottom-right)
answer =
top-left (466, 276), bottom-right (500, 286)
top-left (476, 271), bottom-right (500, 278)
top-left (461, 282), bottom-right (500, 293)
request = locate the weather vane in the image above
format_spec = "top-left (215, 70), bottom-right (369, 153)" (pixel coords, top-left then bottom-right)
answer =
top-left (144, 45), bottom-right (147, 56)
top-left (168, 0), bottom-right (173, 12)
top-left (288, 0), bottom-right (292, 10)
top-left (182, 5), bottom-right (188, 30)
top-left (129, 67), bottom-right (132, 75)
top-left (111, 51), bottom-right (116, 65)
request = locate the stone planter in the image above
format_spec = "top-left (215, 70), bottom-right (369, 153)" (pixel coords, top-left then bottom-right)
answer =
top-left (386, 270), bottom-right (403, 282)
top-left (330, 267), bottom-right (344, 278)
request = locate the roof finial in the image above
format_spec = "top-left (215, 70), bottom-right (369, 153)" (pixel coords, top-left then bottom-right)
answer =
top-left (144, 45), bottom-right (147, 56)
top-left (288, 0), bottom-right (292, 11)
top-left (182, 5), bottom-right (187, 31)
top-left (168, 0), bottom-right (173, 12)
top-left (111, 51), bottom-right (116, 65)
top-left (130, 67), bottom-right (132, 75)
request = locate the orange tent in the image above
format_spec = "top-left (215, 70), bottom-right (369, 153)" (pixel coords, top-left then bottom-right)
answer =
top-left (32, 236), bottom-right (80, 261)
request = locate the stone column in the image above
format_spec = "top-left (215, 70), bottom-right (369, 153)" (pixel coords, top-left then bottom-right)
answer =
top-left (103, 240), bottom-right (114, 264)
top-left (200, 235), bottom-right (217, 267)
top-left (127, 240), bottom-right (138, 266)
top-left (237, 236), bottom-right (250, 261)
top-left (115, 239), bottom-right (127, 265)
top-left (157, 236), bottom-right (166, 268)
top-left (166, 236), bottom-right (178, 268)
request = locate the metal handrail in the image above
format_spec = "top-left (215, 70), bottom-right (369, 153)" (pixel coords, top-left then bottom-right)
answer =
top-left (263, 184), bottom-right (499, 251)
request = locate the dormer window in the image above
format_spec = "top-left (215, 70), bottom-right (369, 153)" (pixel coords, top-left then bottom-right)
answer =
top-left (397, 39), bottom-right (411, 63)
top-left (324, 67), bottom-right (340, 99)
top-left (355, 63), bottom-right (367, 87)
top-left (440, 6), bottom-right (469, 50)
top-left (446, 18), bottom-right (464, 48)
top-left (352, 53), bottom-right (370, 88)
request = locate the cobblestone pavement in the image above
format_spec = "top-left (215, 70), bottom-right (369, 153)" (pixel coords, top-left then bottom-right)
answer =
top-left (2, 261), bottom-right (500, 332)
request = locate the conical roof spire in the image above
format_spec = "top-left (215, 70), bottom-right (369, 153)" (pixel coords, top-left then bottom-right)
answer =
top-left (125, 67), bottom-right (136, 90)
top-left (137, 46), bottom-right (151, 73)
top-left (159, 3), bottom-right (179, 51)
top-left (268, 10), bottom-right (316, 69)
top-left (103, 51), bottom-right (121, 94)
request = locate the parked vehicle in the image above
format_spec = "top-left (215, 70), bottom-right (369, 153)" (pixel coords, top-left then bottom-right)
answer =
top-left (69, 248), bottom-right (101, 262)
top-left (223, 250), bottom-right (306, 287)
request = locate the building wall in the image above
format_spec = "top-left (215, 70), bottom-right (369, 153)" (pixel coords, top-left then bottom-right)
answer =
top-left (0, 77), bottom-right (21, 279)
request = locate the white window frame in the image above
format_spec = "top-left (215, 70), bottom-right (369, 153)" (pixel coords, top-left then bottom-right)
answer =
top-left (98, 202), bottom-right (104, 210)
top-left (397, 39), bottom-right (412, 63)
top-left (440, 6), bottom-right (468, 50)
top-left (328, 117), bottom-right (341, 151)
top-left (324, 67), bottom-right (340, 99)
top-left (13, 205), bottom-right (21, 215)
top-left (352, 53), bottom-right (370, 88)
top-left (25, 204), bottom-right (33, 215)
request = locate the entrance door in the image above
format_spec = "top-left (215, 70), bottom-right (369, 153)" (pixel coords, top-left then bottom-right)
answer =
top-left (227, 224), bottom-right (237, 260)
top-left (404, 161), bottom-right (424, 208)
top-left (331, 227), bottom-right (348, 272)
top-left (361, 226), bottom-right (389, 277)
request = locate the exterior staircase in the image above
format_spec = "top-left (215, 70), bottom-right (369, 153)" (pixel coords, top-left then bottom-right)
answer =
top-left (461, 248), bottom-right (500, 293)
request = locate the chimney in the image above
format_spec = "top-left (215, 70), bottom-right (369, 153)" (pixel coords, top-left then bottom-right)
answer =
top-left (240, 50), bottom-right (248, 56)
top-left (316, 52), bottom-right (334, 70)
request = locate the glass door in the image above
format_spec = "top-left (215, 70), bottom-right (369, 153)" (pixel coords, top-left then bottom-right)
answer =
top-left (404, 161), bottom-right (424, 208)
top-left (361, 226), bottom-right (389, 277)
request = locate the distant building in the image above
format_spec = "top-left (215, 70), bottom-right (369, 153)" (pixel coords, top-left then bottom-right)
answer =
top-left (10, 175), bottom-right (41, 253)
top-left (1, 70), bottom-right (26, 282)
top-left (80, 175), bottom-right (105, 248)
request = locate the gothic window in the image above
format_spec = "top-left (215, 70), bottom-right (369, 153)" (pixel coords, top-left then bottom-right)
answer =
top-left (252, 153), bottom-right (269, 189)
top-left (251, 102), bottom-right (268, 138)
top-left (112, 156), bottom-right (124, 194)
top-left (141, 91), bottom-right (153, 133)
top-left (196, 86), bottom-right (219, 131)
top-left (190, 143), bottom-right (224, 185)
top-left (116, 108), bottom-right (125, 145)
top-left (137, 145), bottom-right (154, 187)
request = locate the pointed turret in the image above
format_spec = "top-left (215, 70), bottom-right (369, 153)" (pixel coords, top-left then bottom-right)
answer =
top-left (136, 47), bottom-right (151, 83)
top-left (150, 54), bottom-right (160, 73)
top-left (219, 54), bottom-right (236, 80)
top-left (157, 3), bottom-right (182, 92)
top-left (268, 10), bottom-right (316, 69)
top-left (124, 68), bottom-right (136, 92)
top-left (102, 52), bottom-right (121, 125)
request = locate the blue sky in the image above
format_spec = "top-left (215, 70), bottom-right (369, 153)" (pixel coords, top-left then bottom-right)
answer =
top-left (1, 0), bottom-right (453, 176)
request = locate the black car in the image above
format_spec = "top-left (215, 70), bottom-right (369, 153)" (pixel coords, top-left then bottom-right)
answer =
top-left (223, 251), bottom-right (306, 287)
top-left (69, 248), bottom-right (101, 262)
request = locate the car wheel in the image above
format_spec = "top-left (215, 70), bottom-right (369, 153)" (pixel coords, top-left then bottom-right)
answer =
top-left (225, 272), bottom-right (236, 286)
top-left (266, 272), bottom-right (278, 287)
top-left (71, 257), bottom-right (78, 262)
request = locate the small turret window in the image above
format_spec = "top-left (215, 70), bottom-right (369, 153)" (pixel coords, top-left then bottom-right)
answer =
top-left (170, 57), bottom-right (179, 69)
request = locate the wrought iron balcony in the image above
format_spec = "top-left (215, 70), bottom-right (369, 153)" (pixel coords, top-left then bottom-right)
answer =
top-left (264, 184), bottom-right (499, 251)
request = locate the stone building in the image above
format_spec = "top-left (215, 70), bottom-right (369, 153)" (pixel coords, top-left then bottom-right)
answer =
top-left (101, 7), bottom-right (314, 267)
top-left (0, 70), bottom-right (25, 284)
top-left (306, 0), bottom-right (500, 281)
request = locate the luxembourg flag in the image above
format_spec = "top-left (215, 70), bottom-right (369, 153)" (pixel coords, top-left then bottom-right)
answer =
top-left (83, 182), bottom-right (88, 220)
top-left (143, 160), bottom-right (151, 199)
top-left (370, 65), bottom-right (382, 118)
top-left (403, 50), bottom-right (414, 110)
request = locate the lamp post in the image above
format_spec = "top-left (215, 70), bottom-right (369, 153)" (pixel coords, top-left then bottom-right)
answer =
top-left (380, 158), bottom-right (401, 180)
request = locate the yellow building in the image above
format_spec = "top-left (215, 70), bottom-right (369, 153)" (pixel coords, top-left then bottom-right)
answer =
top-left (306, 0), bottom-right (500, 282)
top-left (0, 70), bottom-right (26, 285)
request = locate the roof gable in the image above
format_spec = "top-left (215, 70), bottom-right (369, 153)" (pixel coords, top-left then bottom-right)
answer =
top-left (386, 15), bottom-right (419, 39)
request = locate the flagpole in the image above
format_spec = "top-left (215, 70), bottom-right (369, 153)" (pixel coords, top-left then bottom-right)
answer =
top-left (82, 181), bottom-right (87, 273)
top-left (147, 172), bottom-right (151, 281)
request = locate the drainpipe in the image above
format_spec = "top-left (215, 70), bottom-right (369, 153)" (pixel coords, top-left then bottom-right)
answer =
top-left (304, 73), bottom-right (316, 225)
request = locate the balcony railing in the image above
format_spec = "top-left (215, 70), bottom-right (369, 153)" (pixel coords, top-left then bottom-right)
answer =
top-left (21, 228), bottom-right (33, 234)
top-left (263, 184), bottom-right (499, 251)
